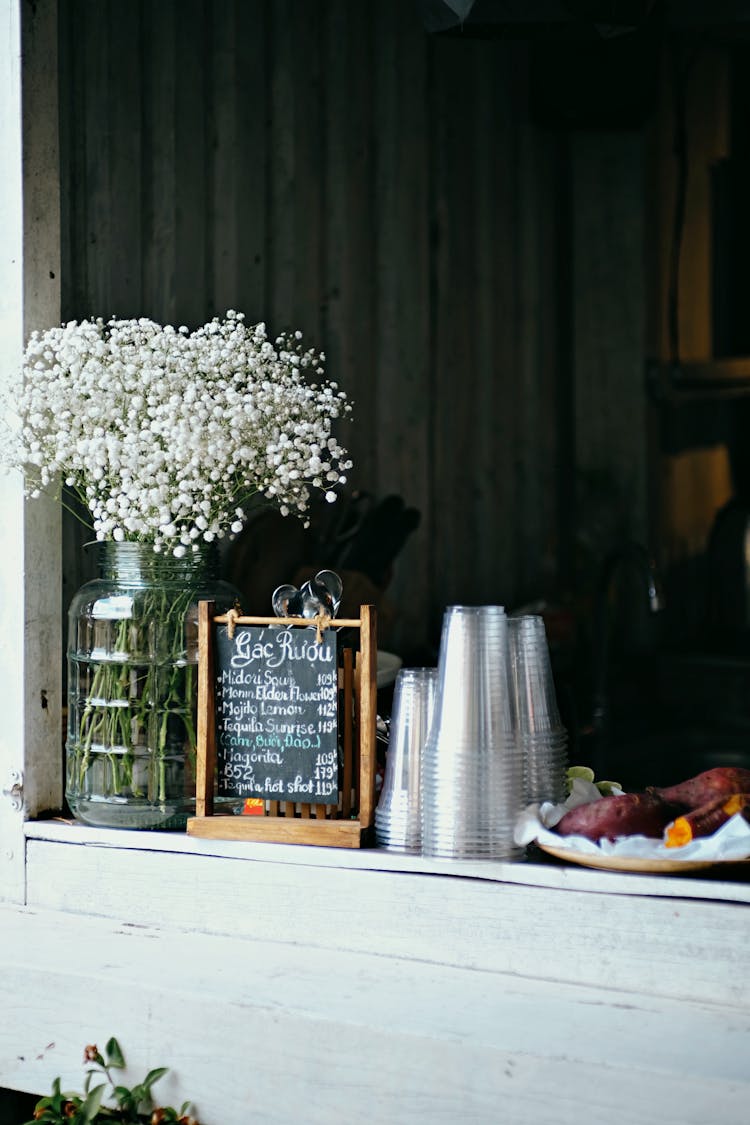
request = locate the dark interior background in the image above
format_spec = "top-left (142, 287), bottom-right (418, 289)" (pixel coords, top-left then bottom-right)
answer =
top-left (56, 0), bottom-right (750, 765)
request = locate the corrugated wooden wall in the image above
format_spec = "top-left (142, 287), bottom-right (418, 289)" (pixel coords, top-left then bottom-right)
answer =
top-left (57, 0), bottom-right (569, 653)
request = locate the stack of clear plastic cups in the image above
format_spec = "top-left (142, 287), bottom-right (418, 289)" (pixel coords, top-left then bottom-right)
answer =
top-left (375, 667), bottom-right (438, 853)
top-left (509, 614), bottom-right (568, 806)
top-left (421, 606), bottom-right (524, 860)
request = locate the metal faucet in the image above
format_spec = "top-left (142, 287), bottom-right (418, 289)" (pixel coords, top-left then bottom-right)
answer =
top-left (591, 541), bottom-right (666, 743)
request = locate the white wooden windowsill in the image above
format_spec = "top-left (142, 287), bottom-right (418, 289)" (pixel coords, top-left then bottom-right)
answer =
top-left (22, 816), bottom-right (750, 904)
top-left (1, 819), bottom-right (747, 1124)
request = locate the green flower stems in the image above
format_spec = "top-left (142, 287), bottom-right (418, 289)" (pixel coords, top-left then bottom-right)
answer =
top-left (69, 586), bottom-right (198, 803)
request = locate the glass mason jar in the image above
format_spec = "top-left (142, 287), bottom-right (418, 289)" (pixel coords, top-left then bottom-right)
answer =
top-left (66, 541), bottom-right (242, 829)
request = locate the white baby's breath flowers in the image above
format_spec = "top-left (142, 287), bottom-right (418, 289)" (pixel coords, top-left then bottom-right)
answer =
top-left (2, 311), bottom-right (352, 553)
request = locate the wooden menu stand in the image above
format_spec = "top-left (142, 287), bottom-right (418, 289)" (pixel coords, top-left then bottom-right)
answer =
top-left (186, 602), bottom-right (377, 848)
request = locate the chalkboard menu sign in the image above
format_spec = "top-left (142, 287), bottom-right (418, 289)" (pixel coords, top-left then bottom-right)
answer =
top-left (215, 623), bottom-right (339, 804)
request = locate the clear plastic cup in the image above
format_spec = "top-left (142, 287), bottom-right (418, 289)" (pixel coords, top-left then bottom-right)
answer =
top-left (509, 615), bottom-right (564, 735)
top-left (509, 615), bottom-right (568, 805)
top-left (375, 667), bottom-right (438, 852)
top-left (421, 606), bottom-right (524, 860)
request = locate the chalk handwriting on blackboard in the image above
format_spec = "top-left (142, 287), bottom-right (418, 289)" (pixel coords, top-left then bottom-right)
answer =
top-left (215, 624), bottom-right (339, 804)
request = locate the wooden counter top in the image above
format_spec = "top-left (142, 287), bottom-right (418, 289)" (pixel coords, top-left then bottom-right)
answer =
top-left (4, 820), bottom-right (747, 1123)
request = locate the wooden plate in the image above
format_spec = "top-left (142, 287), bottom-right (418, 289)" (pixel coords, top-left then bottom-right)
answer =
top-left (536, 840), bottom-right (750, 875)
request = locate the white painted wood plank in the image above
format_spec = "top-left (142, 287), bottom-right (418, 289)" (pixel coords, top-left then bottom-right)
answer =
top-left (25, 835), bottom-right (750, 1010)
top-left (0, 905), bottom-right (747, 1125)
top-left (20, 0), bottom-right (63, 823)
top-left (0, 0), bottom-right (61, 902)
top-left (24, 819), bottom-right (750, 904)
top-left (0, 0), bottom-right (27, 905)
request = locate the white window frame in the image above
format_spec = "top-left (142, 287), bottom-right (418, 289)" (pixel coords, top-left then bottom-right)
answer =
top-left (0, 0), bottom-right (61, 904)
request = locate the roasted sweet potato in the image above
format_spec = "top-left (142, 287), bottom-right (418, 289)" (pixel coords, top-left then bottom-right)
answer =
top-left (665, 792), bottom-right (750, 848)
top-left (650, 767), bottom-right (750, 811)
top-left (555, 791), bottom-right (676, 843)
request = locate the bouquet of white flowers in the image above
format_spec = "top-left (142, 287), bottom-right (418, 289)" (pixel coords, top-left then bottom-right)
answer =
top-left (4, 310), bottom-right (352, 829)
top-left (8, 308), bottom-right (351, 550)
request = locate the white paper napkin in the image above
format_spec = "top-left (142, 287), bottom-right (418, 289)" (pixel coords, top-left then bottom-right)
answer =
top-left (513, 778), bottom-right (750, 861)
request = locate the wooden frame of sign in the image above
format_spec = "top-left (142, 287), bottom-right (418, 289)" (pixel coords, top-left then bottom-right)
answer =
top-left (186, 601), bottom-right (377, 848)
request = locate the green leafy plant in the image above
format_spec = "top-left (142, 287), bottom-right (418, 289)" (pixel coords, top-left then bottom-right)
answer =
top-left (23, 1038), bottom-right (199, 1124)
